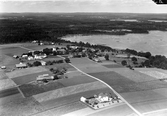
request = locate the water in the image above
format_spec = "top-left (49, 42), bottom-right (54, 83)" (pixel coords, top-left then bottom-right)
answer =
top-left (62, 31), bottom-right (167, 56)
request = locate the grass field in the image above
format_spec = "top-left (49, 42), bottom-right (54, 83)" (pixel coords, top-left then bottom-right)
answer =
top-left (109, 54), bottom-right (146, 67)
top-left (0, 54), bottom-right (19, 68)
top-left (64, 71), bottom-right (83, 79)
top-left (111, 68), bottom-right (156, 83)
top-left (88, 71), bottom-right (135, 86)
top-left (0, 71), bottom-right (8, 80)
top-left (0, 96), bottom-right (44, 116)
top-left (45, 63), bottom-right (76, 71)
top-left (24, 45), bottom-right (55, 51)
top-left (111, 79), bottom-right (167, 93)
top-left (0, 79), bottom-right (16, 91)
top-left (6, 66), bottom-right (47, 79)
top-left (12, 71), bottom-right (53, 85)
top-left (103, 64), bottom-right (124, 68)
top-left (19, 81), bottom-right (65, 97)
top-left (0, 87), bottom-right (19, 98)
top-left (33, 82), bottom-right (110, 103)
top-left (58, 75), bottom-right (96, 87)
top-left (0, 47), bottom-right (29, 56)
top-left (98, 60), bottom-right (118, 65)
top-left (139, 71), bottom-right (167, 80)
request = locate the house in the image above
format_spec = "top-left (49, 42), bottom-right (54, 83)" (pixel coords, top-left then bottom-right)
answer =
top-left (52, 48), bottom-right (56, 51)
top-left (21, 54), bottom-right (28, 58)
top-left (69, 45), bottom-right (78, 49)
top-left (1, 66), bottom-right (6, 69)
top-left (96, 93), bottom-right (110, 102)
top-left (34, 54), bottom-right (47, 60)
top-left (28, 56), bottom-right (34, 61)
top-left (32, 40), bottom-right (37, 43)
top-left (16, 63), bottom-right (27, 68)
top-left (40, 61), bottom-right (46, 66)
top-left (34, 55), bottom-right (42, 60)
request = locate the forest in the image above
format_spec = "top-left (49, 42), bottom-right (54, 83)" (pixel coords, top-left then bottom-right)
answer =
top-left (0, 13), bottom-right (167, 44)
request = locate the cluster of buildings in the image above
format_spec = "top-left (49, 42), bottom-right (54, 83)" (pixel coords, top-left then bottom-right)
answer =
top-left (80, 93), bottom-right (122, 109)
top-left (13, 51), bottom-right (47, 61)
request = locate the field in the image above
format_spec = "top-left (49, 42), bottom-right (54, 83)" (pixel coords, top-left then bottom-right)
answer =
top-left (58, 74), bottom-right (96, 86)
top-left (0, 79), bottom-right (16, 91)
top-left (103, 64), bottom-right (124, 68)
top-left (110, 68), bottom-right (156, 82)
top-left (33, 81), bottom-right (108, 103)
top-left (0, 54), bottom-right (19, 68)
top-left (45, 63), bottom-right (76, 71)
top-left (64, 71), bottom-right (83, 79)
top-left (0, 71), bottom-right (8, 80)
top-left (0, 96), bottom-right (44, 116)
top-left (0, 87), bottom-right (19, 98)
top-left (12, 71), bottom-right (53, 85)
top-left (23, 44), bottom-right (55, 51)
top-left (19, 81), bottom-right (65, 97)
top-left (0, 47), bottom-right (29, 56)
top-left (6, 66), bottom-right (48, 79)
top-left (139, 70), bottom-right (167, 80)
top-left (88, 71), bottom-right (135, 87)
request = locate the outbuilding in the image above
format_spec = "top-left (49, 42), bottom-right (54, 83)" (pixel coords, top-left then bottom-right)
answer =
top-left (16, 63), bottom-right (27, 68)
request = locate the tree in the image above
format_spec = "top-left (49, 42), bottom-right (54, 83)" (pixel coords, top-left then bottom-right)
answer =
top-left (43, 48), bottom-right (53, 55)
top-left (27, 63), bottom-right (33, 67)
top-left (105, 54), bottom-right (109, 60)
top-left (46, 61), bottom-right (53, 65)
top-left (145, 52), bottom-right (151, 59)
top-left (33, 61), bottom-right (41, 66)
top-left (34, 51), bottom-right (41, 55)
top-left (121, 60), bottom-right (127, 66)
top-left (142, 60), bottom-right (151, 67)
top-left (64, 57), bottom-right (70, 63)
top-left (131, 57), bottom-right (137, 62)
top-left (127, 53), bottom-right (131, 59)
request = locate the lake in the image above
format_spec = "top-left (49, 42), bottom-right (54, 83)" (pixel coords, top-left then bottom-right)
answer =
top-left (62, 31), bottom-right (167, 57)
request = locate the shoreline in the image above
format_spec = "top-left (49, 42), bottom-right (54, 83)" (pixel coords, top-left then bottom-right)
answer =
top-left (61, 31), bottom-right (167, 57)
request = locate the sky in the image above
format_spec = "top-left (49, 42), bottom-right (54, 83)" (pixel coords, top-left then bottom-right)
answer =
top-left (0, 0), bottom-right (167, 13)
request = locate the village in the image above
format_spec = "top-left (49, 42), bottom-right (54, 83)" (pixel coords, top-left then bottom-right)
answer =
top-left (0, 40), bottom-right (148, 85)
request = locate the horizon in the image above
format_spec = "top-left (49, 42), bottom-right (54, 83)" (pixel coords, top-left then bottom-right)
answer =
top-left (1, 12), bottom-right (167, 14)
top-left (0, 0), bottom-right (167, 13)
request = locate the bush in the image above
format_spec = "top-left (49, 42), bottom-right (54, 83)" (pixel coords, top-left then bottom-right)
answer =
top-left (64, 57), bottom-right (70, 63)
top-left (27, 63), bottom-right (33, 67)
top-left (57, 60), bottom-right (64, 63)
top-left (131, 57), bottom-right (137, 62)
top-left (121, 60), bottom-right (127, 66)
top-left (53, 75), bottom-right (60, 80)
top-left (105, 54), bottom-right (109, 60)
top-left (43, 48), bottom-right (53, 55)
top-left (46, 61), bottom-right (52, 65)
top-left (33, 61), bottom-right (41, 66)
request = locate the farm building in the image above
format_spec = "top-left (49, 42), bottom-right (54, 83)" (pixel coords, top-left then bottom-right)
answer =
top-left (16, 63), bottom-right (27, 68)
top-left (13, 55), bottom-right (19, 59)
top-left (34, 54), bottom-right (47, 60)
top-left (28, 56), bottom-right (34, 60)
